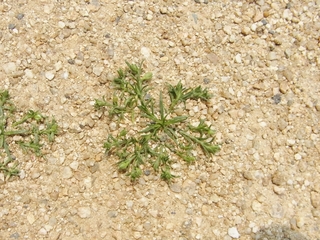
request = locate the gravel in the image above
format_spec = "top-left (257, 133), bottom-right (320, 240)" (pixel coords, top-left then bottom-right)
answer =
top-left (0, 0), bottom-right (320, 239)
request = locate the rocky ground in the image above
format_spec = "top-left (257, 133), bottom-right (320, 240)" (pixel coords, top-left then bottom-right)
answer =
top-left (1, 0), bottom-right (320, 239)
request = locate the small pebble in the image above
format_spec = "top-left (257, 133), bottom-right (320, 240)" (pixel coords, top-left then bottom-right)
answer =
top-left (160, 7), bottom-right (167, 14)
top-left (278, 119), bottom-right (288, 131)
top-left (9, 233), bottom-right (20, 239)
top-left (8, 24), bottom-right (16, 30)
top-left (58, 21), bottom-right (65, 28)
top-left (77, 207), bottom-right (91, 218)
top-left (253, 10), bottom-right (263, 22)
top-left (241, 27), bottom-right (251, 36)
top-left (16, 13), bottom-right (25, 20)
top-left (107, 210), bottom-right (118, 218)
top-left (223, 25), bottom-right (232, 35)
top-left (146, 14), bottom-right (153, 21)
top-left (45, 71), bottom-right (55, 80)
top-left (38, 228), bottom-right (47, 235)
top-left (273, 185), bottom-right (286, 195)
top-left (141, 47), bottom-right (151, 58)
top-left (273, 37), bottom-right (282, 45)
top-left (170, 183), bottom-right (182, 193)
top-left (27, 213), bottom-right (35, 224)
top-left (311, 191), bottom-right (320, 208)
top-left (279, 81), bottom-right (289, 93)
top-left (272, 94), bottom-right (281, 104)
top-left (294, 153), bottom-right (302, 160)
top-left (93, 66), bottom-right (104, 76)
top-left (107, 48), bottom-right (114, 58)
top-left (234, 54), bottom-right (242, 63)
top-left (268, 52), bottom-right (278, 61)
top-left (144, 170), bottom-right (150, 176)
top-left (61, 166), bottom-right (73, 179)
top-left (67, 59), bottom-right (75, 65)
top-left (272, 171), bottom-right (286, 186)
top-left (203, 78), bottom-right (210, 84)
top-left (228, 227), bottom-right (240, 239)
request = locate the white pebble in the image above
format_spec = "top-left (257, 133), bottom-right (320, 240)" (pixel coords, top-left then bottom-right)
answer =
top-left (3, 62), bottom-right (17, 73)
top-left (58, 21), bottom-right (65, 28)
top-left (126, 200), bottom-right (134, 208)
top-left (69, 161), bottom-right (79, 170)
top-left (25, 69), bottom-right (34, 79)
top-left (109, 122), bottom-right (117, 131)
top-left (268, 52), bottom-right (278, 61)
top-left (228, 227), bottom-right (240, 239)
top-left (168, 41), bottom-right (175, 47)
top-left (38, 228), bottom-right (47, 235)
top-left (235, 54), bottom-right (242, 63)
top-left (273, 185), bottom-right (286, 195)
top-left (294, 153), bottom-right (302, 160)
top-left (93, 66), bottom-right (104, 76)
top-left (77, 207), bottom-right (91, 218)
top-left (223, 25), bottom-right (232, 35)
top-left (287, 139), bottom-right (296, 146)
top-left (54, 61), bottom-right (62, 71)
top-left (62, 166), bottom-right (73, 179)
top-left (45, 71), bottom-right (55, 80)
top-left (62, 71), bottom-right (69, 79)
top-left (27, 213), bottom-right (35, 224)
top-left (160, 7), bottom-right (167, 14)
top-left (283, 9), bottom-right (293, 20)
top-left (141, 47), bottom-right (151, 58)
top-left (251, 23), bottom-right (257, 32)
top-left (19, 170), bottom-right (26, 179)
top-left (146, 14), bottom-right (153, 21)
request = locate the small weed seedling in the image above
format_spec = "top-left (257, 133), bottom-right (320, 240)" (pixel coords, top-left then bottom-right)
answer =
top-left (0, 90), bottom-right (58, 179)
top-left (95, 62), bottom-right (220, 182)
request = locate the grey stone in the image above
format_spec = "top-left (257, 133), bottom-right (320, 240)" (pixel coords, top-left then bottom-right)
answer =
top-left (170, 183), bottom-right (182, 193)
top-left (8, 23), bottom-right (16, 30)
top-left (182, 179), bottom-right (196, 196)
top-left (16, 13), bottom-right (24, 20)
top-left (272, 94), bottom-right (281, 104)
top-left (107, 210), bottom-right (118, 218)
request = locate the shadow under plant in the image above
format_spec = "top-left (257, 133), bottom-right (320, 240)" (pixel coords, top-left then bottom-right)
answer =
top-left (253, 224), bottom-right (310, 240)
top-left (95, 61), bottom-right (220, 182)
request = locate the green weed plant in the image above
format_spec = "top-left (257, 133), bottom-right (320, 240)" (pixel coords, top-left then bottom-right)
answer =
top-left (0, 90), bottom-right (58, 179)
top-left (95, 62), bottom-right (220, 182)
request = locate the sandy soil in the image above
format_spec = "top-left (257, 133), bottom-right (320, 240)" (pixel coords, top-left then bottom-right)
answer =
top-left (1, 0), bottom-right (320, 239)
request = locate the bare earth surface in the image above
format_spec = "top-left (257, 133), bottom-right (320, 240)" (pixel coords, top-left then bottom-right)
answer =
top-left (1, 0), bottom-right (320, 239)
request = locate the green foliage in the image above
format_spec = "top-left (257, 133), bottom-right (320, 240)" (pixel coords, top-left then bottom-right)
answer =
top-left (95, 61), bottom-right (220, 182)
top-left (0, 90), bottom-right (58, 179)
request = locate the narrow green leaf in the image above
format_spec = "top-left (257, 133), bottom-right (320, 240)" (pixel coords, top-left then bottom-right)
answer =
top-left (94, 97), bottom-right (108, 109)
top-left (166, 115), bottom-right (188, 125)
top-left (140, 123), bottom-right (161, 135)
top-left (176, 151), bottom-right (196, 164)
top-left (141, 72), bottom-right (153, 81)
top-left (161, 167), bottom-right (177, 182)
top-left (159, 92), bottom-right (165, 121)
top-left (128, 167), bottom-right (142, 181)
